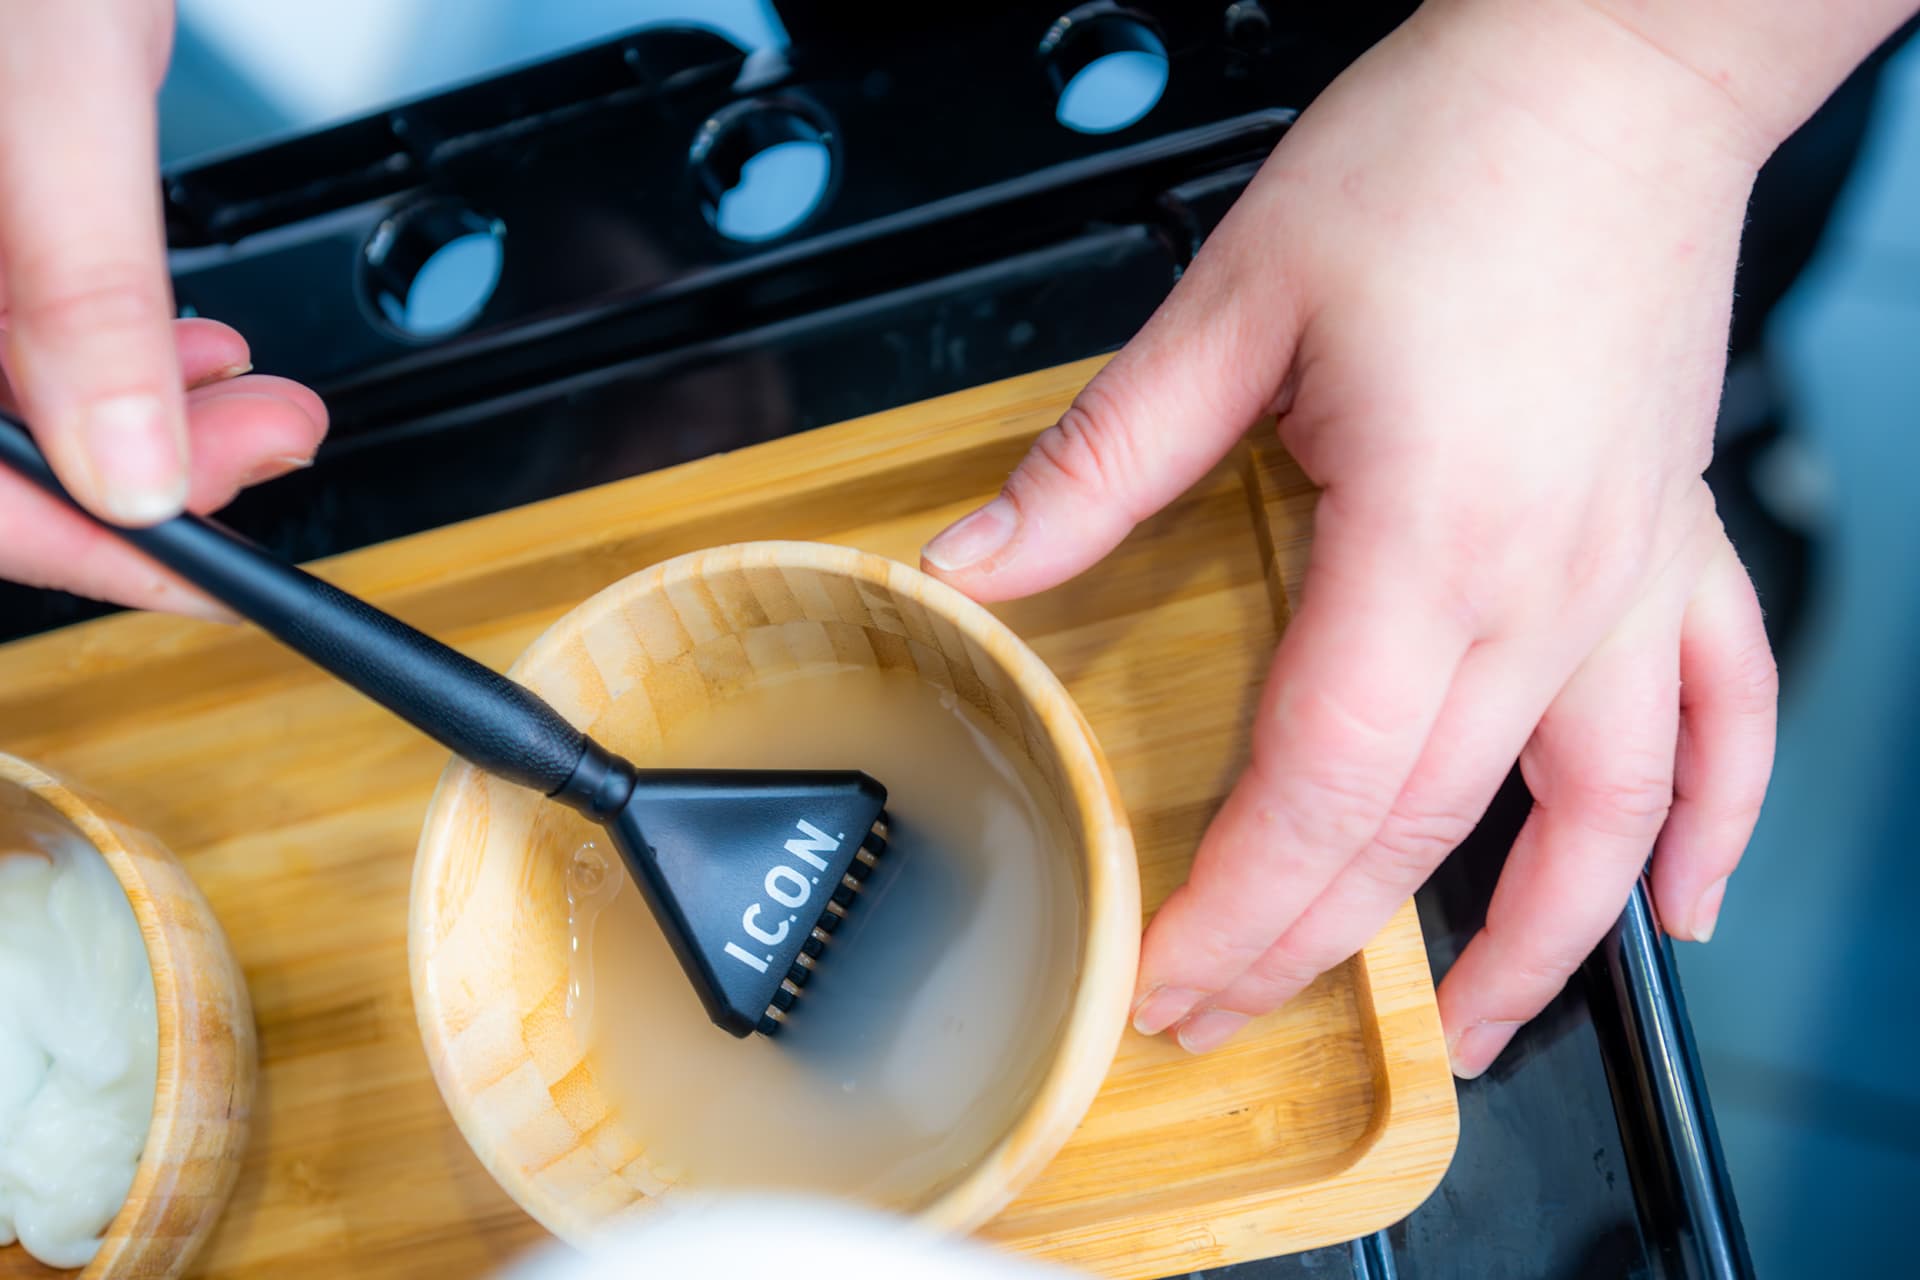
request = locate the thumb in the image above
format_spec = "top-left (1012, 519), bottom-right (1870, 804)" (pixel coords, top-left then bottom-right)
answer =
top-left (920, 229), bottom-right (1300, 602)
top-left (0, 3), bottom-right (186, 526)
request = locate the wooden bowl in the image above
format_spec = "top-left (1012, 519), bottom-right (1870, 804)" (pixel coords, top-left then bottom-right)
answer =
top-left (410, 540), bottom-right (1139, 1240)
top-left (0, 755), bottom-right (256, 1280)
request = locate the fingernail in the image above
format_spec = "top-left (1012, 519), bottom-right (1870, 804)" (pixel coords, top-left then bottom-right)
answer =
top-left (1176, 1009), bottom-right (1250, 1054)
top-left (84, 394), bottom-right (187, 524)
top-left (1448, 1020), bottom-right (1522, 1080)
top-left (187, 361), bottom-right (253, 390)
top-left (1691, 876), bottom-right (1729, 943)
top-left (923, 496), bottom-right (1017, 572)
top-left (239, 454), bottom-right (315, 487)
top-left (1132, 986), bottom-right (1207, 1037)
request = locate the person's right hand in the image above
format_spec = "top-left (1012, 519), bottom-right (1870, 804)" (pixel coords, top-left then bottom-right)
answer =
top-left (923, 0), bottom-right (1792, 1076)
top-left (0, 1), bottom-right (325, 617)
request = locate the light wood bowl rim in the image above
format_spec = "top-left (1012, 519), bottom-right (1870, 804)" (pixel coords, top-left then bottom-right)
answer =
top-left (410, 539), bottom-right (1140, 1239)
top-left (0, 753), bottom-right (254, 1280)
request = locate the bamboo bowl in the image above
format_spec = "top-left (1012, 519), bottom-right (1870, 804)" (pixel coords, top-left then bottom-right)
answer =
top-left (0, 755), bottom-right (256, 1280)
top-left (410, 541), bottom-right (1139, 1240)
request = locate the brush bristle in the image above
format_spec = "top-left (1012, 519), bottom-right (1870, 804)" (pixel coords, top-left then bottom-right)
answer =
top-left (755, 809), bottom-right (890, 1037)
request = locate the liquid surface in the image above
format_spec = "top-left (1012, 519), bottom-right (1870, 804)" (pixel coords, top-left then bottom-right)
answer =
top-left (565, 665), bottom-right (1082, 1206)
top-left (0, 794), bottom-right (157, 1270)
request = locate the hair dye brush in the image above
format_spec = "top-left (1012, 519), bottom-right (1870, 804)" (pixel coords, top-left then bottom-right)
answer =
top-left (0, 415), bottom-right (888, 1038)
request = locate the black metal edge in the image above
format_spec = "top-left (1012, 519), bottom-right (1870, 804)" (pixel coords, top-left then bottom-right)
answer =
top-left (301, 110), bottom-right (1291, 428)
top-left (1587, 882), bottom-right (1754, 1279)
top-left (162, 24), bottom-right (750, 245)
top-left (1349, 1229), bottom-right (1399, 1280)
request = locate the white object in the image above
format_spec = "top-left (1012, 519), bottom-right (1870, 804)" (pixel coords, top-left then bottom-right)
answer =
top-left (498, 1195), bottom-right (1076, 1280)
top-left (0, 842), bottom-right (159, 1269)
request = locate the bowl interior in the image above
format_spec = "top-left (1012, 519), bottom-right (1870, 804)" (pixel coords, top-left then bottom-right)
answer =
top-left (411, 543), bottom-right (1137, 1241)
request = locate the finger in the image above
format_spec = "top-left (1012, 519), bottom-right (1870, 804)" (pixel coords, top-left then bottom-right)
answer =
top-left (1438, 600), bottom-right (1683, 1079)
top-left (0, 317), bottom-right (254, 415)
top-left (0, 3), bottom-right (190, 525)
top-left (1650, 538), bottom-right (1776, 942)
top-left (185, 372), bottom-right (327, 442)
top-left (1132, 520), bottom-right (1473, 1038)
top-left (0, 465), bottom-right (224, 618)
top-left (176, 318), bottom-right (255, 389)
top-left (1173, 639), bottom-right (1561, 1052)
top-left (180, 381), bottom-right (326, 510)
top-left (920, 202), bottom-right (1302, 602)
top-left (0, 382), bottom-right (324, 616)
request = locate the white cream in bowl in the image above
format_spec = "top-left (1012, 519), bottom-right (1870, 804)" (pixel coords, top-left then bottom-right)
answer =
top-left (0, 839), bottom-right (158, 1270)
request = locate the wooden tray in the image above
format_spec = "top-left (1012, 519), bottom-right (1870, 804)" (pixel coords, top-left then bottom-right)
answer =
top-left (0, 358), bottom-right (1456, 1278)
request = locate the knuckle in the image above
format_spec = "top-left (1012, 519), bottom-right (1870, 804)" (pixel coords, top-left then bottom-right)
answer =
top-left (20, 266), bottom-right (169, 346)
top-left (1366, 803), bottom-right (1477, 881)
top-left (1026, 385), bottom-right (1143, 513)
top-left (1723, 636), bottom-right (1781, 713)
top-left (1279, 682), bottom-right (1407, 759)
top-left (1562, 754), bottom-right (1674, 840)
top-left (1507, 947), bottom-right (1590, 991)
top-left (1181, 911), bottom-right (1271, 978)
top-left (1483, 925), bottom-right (1591, 997)
top-left (1435, 497), bottom-right (1524, 567)
top-left (1247, 686), bottom-right (1407, 853)
top-left (1245, 943), bottom-right (1322, 997)
top-left (1563, 538), bottom-right (1649, 607)
top-left (1250, 758), bottom-right (1389, 859)
top-left (1698, 779), bottom-right (1768, 840)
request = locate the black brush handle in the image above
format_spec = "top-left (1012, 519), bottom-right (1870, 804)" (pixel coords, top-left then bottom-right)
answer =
top-left (0, 414), bottom-right (595, 798)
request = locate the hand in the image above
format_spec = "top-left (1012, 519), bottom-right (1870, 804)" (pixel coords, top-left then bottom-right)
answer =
top-left (0, 1), bottom-right (325, 616)
top-left (921, 0), bottom-right (1785, 1076)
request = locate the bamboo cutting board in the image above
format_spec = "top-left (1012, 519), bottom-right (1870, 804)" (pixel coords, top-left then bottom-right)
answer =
top-left (0, 357), bottom-right (1456, 1279)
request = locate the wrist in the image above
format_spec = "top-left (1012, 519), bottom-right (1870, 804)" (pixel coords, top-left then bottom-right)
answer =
top-left (1571, 0), bottom-right (1914, 153)
top-left (1407, 0), bottom-right (1778, 188)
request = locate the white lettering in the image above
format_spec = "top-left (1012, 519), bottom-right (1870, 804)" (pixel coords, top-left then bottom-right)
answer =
top-left (729, 817), bottom-right (847, 975)
top-left (765, 865), bottom-right (810, 909)
top-left (783, 819), bottom-right (840, 871)
top-left (724, 942), bottom-right (770, 973)
top-left (743, 904), bottom-right (789, 946)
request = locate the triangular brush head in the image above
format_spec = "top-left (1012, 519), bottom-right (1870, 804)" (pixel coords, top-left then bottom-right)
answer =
top-left (608, 770), bottom-right (890, 1037)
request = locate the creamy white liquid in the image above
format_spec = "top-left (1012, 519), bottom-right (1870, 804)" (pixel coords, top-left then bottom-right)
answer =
top-left (0, 801), bottom-right (158, 1271)
top-left (562, 665), bottom-right (1083, 1208)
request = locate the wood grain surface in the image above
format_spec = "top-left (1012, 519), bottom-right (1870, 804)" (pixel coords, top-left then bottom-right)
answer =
top-left (0, 357), bottom-right (1456, 1278)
